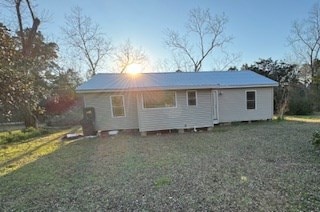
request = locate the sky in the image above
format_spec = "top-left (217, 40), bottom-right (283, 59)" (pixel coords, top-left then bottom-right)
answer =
top-left (1, 0), bottom-right (319, 72)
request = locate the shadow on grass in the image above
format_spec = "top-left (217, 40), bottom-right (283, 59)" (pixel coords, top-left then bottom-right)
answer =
top-left (0, 137), bottom-right (98, 211)
top-left (0, 128), bottom-right (80, 177)
top-left (0, 136), bottom-right (63, 170)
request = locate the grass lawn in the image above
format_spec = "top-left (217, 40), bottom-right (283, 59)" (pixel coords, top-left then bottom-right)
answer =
top-left (0, 128), bottom-right (76, 176)
top-left (284, 115), bottom-right (320, 123)
top-left (0, 121), bottom-right (319, 211)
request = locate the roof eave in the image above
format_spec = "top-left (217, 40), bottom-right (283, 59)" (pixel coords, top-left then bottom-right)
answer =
top-left (76, 83), bottom-right (278, 94)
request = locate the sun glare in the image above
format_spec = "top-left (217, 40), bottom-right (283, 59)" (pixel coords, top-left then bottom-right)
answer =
top-left (127, 63), bottom-right (142, 74)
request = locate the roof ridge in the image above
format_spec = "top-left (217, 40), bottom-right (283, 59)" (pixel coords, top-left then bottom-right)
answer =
top-left (96, 70), bottom-right (253, 75)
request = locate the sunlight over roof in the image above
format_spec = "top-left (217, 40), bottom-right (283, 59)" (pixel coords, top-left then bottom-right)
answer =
top-left (126, 63), bottom-right (142, 75)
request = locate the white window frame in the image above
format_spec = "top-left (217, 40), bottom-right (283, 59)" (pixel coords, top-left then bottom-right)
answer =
top-left (110, 95), bottom-right (126, 117)
top-left (246, 90), bottom-right (256, 110)
top-left (186, 90), bottom-right (197, 106)
top-left (142, 91), bottom-right (177, 109)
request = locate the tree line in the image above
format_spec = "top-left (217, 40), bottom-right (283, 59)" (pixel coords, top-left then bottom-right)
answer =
top-left (0, 0), bottom-right (319, 128)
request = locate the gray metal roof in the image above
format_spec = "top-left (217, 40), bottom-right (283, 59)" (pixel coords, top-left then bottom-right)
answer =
top-left (76, 71), bottom-right (278, 93)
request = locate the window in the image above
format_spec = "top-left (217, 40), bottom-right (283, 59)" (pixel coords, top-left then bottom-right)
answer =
top-left (246, 91), bottom-right (256, 110)
top-left (111, 95), bottom-right (125, 117)
top-left (143, 91), bottom-right (176, 108)
top-left (187, 91), bottom-right (197, 106)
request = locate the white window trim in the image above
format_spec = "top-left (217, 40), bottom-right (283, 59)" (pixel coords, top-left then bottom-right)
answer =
top-left (110, 95), bottom-right (126, 118)
top-left (186, 90), bottom-right (197, 106)
top-left (245, 90), bottom-right (257, 110)
top-left (142, 91), bottom-right (177, 110)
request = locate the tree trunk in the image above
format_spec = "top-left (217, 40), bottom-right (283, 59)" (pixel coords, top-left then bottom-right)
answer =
top-left (14, 0), bottom-right (40, 129)
top-left (277, 86), bottom-right (289, 120)
top-left (23, 107), bottom-right (38, 128)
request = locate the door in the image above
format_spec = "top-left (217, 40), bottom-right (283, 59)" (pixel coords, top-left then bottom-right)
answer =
top-left (81, 107), bottom-right (96, 136)
top-left (212, 90), bottom-right (219, 124)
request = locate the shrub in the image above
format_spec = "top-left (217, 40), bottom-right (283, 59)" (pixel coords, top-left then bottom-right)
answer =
top-left (311, 130), bottom-right (320, 149)
top-left (287, 98), bottom-right (313, 115)
top-left (46, 105), bottom-right (82, 127)
top-left (0, 128), bottom-right (50, 144)
top-left (287, 86), bottom-right (313, 115)
top-left (22, 127), bottom-right (36, 133)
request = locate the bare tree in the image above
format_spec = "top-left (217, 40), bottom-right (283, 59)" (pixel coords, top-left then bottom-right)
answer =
top-left (171, 53), bottom-right (193, 72)
top-left (154, 53), bottom-right (192, 72)
top-left (165, 7), bottom-right (232, 72)
top-left (212, 50), bottom-right (241, 70)
top-left (11, 0), bottom-right (40, 56)
top-left (62, 7), bottom-right (112, 77)
top-left (114, 39), bottom-right (148, 73)
top-left (288, 3), bottom-right (320, 82)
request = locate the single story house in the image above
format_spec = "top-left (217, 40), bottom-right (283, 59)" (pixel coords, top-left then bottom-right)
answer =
top-left (76, 71), bottom-right (278, 135)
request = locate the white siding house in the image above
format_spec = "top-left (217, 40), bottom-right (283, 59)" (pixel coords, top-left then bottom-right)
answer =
top-left (76, 71), bottom-right (278, 134)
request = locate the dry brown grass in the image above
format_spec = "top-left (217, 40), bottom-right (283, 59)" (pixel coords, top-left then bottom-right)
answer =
top-left (0, 121), bottom-right (319, 211)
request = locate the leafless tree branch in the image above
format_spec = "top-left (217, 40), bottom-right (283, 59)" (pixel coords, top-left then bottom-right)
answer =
top-left (12, 0), bottom-right (40, 57)
top-left (165, 7), bottom-right (232, 72)
top-left (212, 50), bottom-right (242, 70)
top-left (288, 3), bottom-right (320, 81)
top-left (62, 7), bottom-right (112, 77)
top-left (114, 39), bottom-right (148, 73)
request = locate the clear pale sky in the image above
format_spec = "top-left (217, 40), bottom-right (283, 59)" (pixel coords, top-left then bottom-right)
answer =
top-left (2, 0), bottom-right (318, 71)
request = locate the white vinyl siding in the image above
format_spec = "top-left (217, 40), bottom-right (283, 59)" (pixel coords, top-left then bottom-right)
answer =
top-left (82, 87), bottom-right (274, 132)
top-left (137, 90), bottom-right (213, 132)
top-left (218, 87), bottom-right (273, 123)
top-left (83, 92), bottom-right (138, 131)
